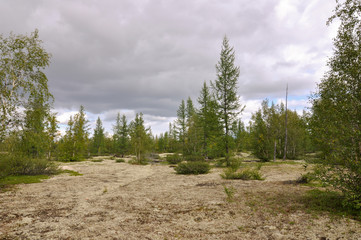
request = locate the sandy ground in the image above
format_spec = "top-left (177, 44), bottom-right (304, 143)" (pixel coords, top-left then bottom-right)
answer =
top-left (0, 159), bottom-right (360, 240)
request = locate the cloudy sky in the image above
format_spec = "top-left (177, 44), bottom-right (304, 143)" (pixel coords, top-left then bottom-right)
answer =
top-left (1, 0), bottom-right (338, 135)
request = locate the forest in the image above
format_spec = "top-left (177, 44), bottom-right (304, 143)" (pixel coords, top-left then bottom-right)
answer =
top-left (0, 0), bottom-right (360, 239)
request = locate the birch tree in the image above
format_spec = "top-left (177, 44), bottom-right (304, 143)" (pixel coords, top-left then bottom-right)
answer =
top-left (0, 30), bottom-right (51, 141)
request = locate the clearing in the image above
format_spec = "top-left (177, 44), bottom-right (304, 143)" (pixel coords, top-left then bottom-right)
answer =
top-left (0, 158), bottom-right (360, 239)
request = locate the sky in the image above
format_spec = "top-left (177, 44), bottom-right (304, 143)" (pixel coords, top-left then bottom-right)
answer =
top-left (0, 0), bottom-right (338, 136)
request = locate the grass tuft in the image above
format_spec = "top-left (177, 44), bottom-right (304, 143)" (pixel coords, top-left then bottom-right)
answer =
top-left (91, 159), bottom-right (103, 162)
top-left (221, 168), bottom-right (264, 180)
top-left (60, 169), bottom-right (83, 176)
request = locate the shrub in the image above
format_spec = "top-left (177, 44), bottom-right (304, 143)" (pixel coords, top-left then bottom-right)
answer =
top-left (215, 157), bottom-right (242, 169)
top-left (175, 161), bottom-right (211, 175)
top-left (91, 159), bottom-right (103, 162)
top-left (313, 164), bottom-right (361, 210)
top-left (129, 157), bottom-right (149, 165)
top-left (148, 153), bottom-right (160, 159)
top-left (166, 153), bottom-right (182, 164)
top-left (296, 172), bottom-right (315, 184)
top-left (224, 185), bottom-right (236, 202)
top-left (221, 168), bottom-right (263, 180)
top-left (0, 154), bottom-right (59, 177)
top-left (115, 158), bottom-right (125, 163)
top-left (229, 158), bottom-right (242, 171)
top-left (184, 155), bottom-right (205, 162)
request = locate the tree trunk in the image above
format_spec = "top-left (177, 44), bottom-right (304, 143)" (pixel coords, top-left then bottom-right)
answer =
top-left (273, 139), bottom-right (277, 161)
top-left (283, 84), bottom-right (288, 161)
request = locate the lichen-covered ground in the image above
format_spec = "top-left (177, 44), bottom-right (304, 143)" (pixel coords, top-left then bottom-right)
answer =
top-left (0, 159), bottom-right (360, 239)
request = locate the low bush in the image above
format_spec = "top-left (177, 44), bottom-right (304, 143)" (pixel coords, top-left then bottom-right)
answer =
top-left (0, 154), bottom-right (59, 177)
top-left (166, 153), bottom-right (182, 164)
top-left (148, 153), bottom-right (160, 159)
top-left (115, 158), bottom-right (125, 163)
top-left (224, 185), bottom-right (236, 202)
top-left (221, 168), bottom-right (263, 180)
top-left (184, 155), bottom-right (205, 162)
top-left (215, 157), bottom-right (242, 169)
top-left (129, 157), bottom-right (149, 165)
top-left (296, 172), bottom-right (315, 184)
top-left (175, 161), bottom-right (211, 175)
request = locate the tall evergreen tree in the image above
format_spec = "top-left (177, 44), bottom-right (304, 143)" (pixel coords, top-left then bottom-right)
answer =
top-left (92, 117), bottom-right (105, 155)
top-left (59, 105), bottom-right (89, 161)
top-left (176, 100), bottom-right (186, 156)
top-left (73, 105), bottom-right (89, 160)
top-left (129, 113), bottom-right (151, 163)
top-left (186, 97), bottom-right (195, 122)
top-left (197, 81), bottom-right (221, 159)
top-left (59, 116), bottom-right (75, 161)
top-left (113, 113), bottom-right (129, 157)
top-left (212, 36), bottom-right (243, 165)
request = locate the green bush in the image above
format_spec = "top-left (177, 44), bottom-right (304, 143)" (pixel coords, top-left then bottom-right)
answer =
top-left (129, 157), bottom-right (149, 165)
top-left (149, 153), bottom-right (160, 159)
top-left (91, 159), bottom-right (103, 162)
top-left (296, 172), bottom-right (315, 184)
top-left (184, 155), bottom-right (205, 162)
top-left (221, 168), bottom-right (263, 180)
top-left (115, 158), bottom-right (125, 163)
top-left (0, 154), bottom-right (59, 177)
top-left (166, 153), bottom-right (182, 164)
top-left (215, 157), bottom-right (241, 169)
top-left (175, 161), bottom-right (211, 175)
top-left (224, 185), bottom-right (236, 202)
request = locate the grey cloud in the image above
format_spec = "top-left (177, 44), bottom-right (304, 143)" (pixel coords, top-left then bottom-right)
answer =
top-left (0, 0), bottom-right (336, 133)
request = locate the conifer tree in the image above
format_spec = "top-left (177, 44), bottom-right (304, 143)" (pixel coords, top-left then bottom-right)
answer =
top-left (186, 97), bottom-right (195, 122)
top-left (129, 113), bottom-right (151, 163)
top-left (92, 117), bottom-right (105, 155)
top-left (198, 81), bottom-right (221, 158)
top-left (212, 36), bottom-right (243, 165)
top-left (73, 105), bottom-right (89, 160)
top-left (176, 100), bottom-right (186, 156)
top-left (59, 106), bottom-right (89, 161)
top-left (113, 113), bottom-right (129, 157)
